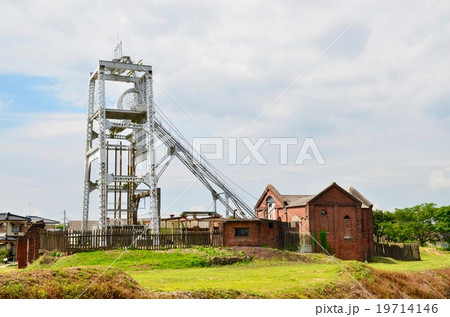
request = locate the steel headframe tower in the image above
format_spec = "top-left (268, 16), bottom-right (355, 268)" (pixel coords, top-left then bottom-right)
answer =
top-left (82, 46), bottom-right (257, 234)
top-left (82, 45), bottom-right (159, 233)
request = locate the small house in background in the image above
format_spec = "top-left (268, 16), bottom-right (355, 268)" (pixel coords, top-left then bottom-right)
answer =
top-left (28, 216), bottom-right (60, 230)
top-left (68, 220), bottom-right (99, 231)
top-left (160, 211), bottom-right (222, 231)
top-left (254, 183), bottom-right (375, 261)
top-left (0, 212), bottom-right (31, 259)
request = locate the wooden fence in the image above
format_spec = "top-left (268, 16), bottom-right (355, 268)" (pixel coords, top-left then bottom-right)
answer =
top-left (283, 232), bottom-right (313, 252)
top-left (40, 230), bottom-right (68, 252)
top-left (40, 228), bottom-right (223, 254)
top-left (374, 242), bottom-right (421, 261)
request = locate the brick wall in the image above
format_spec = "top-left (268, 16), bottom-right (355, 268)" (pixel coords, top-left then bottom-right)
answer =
top-left (221, 220), bottom-right (282, 248)
top-left (308, 187), bottom-right (374, 261)
top-left (17, 222), bottom-right (45, 269)
top-left (287, 206), bottom-right (309, 232)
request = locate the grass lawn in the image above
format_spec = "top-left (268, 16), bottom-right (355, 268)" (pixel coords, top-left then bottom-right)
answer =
top-left (26, 247), bottom-right (244, 271)
top-left (128, 248), bottom-right (450, 298)
top-left (14, 246), bottom-right (450, 298)
top-left (129, 261), bottom-right (346, 298)
top-left (367, 248), bottom-right (450, 272)
top-left (0, 265), bottom-right (17, 272)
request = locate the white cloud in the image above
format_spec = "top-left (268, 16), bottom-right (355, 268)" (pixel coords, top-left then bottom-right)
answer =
top-left (429, 167), bottom-right (450, 191)
top-left (19, 113), bottom-right (85, 139)
top-left (1, 0), bottom-right (450, 221)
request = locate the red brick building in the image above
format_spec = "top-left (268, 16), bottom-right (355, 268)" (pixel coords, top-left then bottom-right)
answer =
top-left (254, 183), bottom-right (375, 261)
top-left (211, 218), bottom-right (284, 249)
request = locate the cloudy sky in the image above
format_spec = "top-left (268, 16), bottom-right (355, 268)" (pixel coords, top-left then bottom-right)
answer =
top-left (0, 0), bottom-right (449, 223)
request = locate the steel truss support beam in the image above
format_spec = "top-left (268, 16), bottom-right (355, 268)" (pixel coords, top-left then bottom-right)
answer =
top-left (97, 66), bottom-right (108, 228)
top-left (145, 73), bottom-right (159, 234)
top-left (99, 60), bottom-right (152, 73)
top-left (153, 119), bottom-right (255, 218)
top-left (82, 79), bottom-right (95, 231)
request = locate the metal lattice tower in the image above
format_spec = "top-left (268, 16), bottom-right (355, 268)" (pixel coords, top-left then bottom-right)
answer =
top-left (82, 46), bottom-right (255, 233)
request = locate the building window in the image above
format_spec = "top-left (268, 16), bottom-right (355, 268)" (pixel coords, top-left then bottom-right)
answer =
top-left (268, 222), bottom-right (274, 229)
top-left (291, 216), bottom-right (300, 228)
top-left (343, 215), bottom-right (352, 239)
top-left (320, 211), bottom-right (328, 232)
top-left (235, 228), bottom-right (250, 237)
top-left (12, 225), bottom-right (21, 233)
top-left (266, 196), bottom-right (275, 220)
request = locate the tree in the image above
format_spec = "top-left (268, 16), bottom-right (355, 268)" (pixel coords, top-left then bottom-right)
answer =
top-left (434, 205), bottom-right (450, 242)
top-left (407, 203), bottom-right (438, 247)
top-left (372, 209), bottom-right (395, 242)
top-left (372, 203), bottom-right (443, 246)
top-left (56, 223), bottom-right (67, 231)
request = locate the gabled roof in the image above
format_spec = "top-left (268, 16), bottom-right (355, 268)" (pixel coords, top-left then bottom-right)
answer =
top-left (255, 183), bottom-right (373, 209)
top-left (254, 184), bottom-right (284, 209)
top-left (255, 184), bottom-right (316, 208)
top-left (346, 187), bottom-right (373, 208)
top-left (280, 194), bottom-right (315, 207)
top-left (0, 212), bottom-right (30, 222)
top-left (28, 216), bottom-right (60, 225)
top-left (308, 182), bottom-right (362, 205)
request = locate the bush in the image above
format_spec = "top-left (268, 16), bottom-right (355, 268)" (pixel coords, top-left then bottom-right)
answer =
top-left (0, 249), bottom-right (11, 261)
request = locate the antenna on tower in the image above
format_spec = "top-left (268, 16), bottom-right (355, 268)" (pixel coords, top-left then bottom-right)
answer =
top-left (113, 41), bottom-right (123, 61)
top-left (113, 40), bottom-right (131, 63)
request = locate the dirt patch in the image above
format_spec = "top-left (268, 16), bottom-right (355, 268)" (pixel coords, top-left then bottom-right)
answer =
top-left (210, 255), bottom-right (251, 266)
top-left (229, 246), bottom-right (332, 263)
top-left (422, 248), bottom-right (448, 256)
top-left (0, 267), bottom-right (149, 299)
top-left (147, 289), bottom-right (263, 299)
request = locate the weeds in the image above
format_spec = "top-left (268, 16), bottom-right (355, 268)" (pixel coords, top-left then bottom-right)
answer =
top-left (0, 267), bottom-right (149, 299)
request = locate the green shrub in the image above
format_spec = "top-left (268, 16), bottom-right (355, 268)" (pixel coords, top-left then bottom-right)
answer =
top-left (0, 249), bottom-right (11, 261)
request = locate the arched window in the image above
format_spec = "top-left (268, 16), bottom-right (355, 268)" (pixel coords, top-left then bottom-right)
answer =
top-left (265, 196), bottom-right (275, 220)
top-left (343, 215), bottom-right (352, 238)
top-left (291, 215), bottom-right (300, 229)
top-left (320, 210), bottom-right (328, 231)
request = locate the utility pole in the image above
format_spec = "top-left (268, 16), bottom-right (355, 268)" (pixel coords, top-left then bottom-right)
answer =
top-left (63, 210), bottom-right (67, 231)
